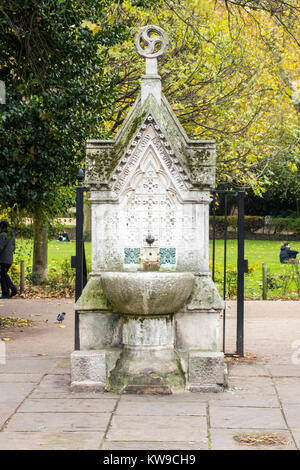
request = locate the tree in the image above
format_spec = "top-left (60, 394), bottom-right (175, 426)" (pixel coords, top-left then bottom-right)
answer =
top-left (102, 0), bottom-right (299, 195)
top-left (0, 0), bottom-right (135, 283)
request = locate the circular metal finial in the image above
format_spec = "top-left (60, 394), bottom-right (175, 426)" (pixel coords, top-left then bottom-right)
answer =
top-left (135, 25), bottom-right (169, 59)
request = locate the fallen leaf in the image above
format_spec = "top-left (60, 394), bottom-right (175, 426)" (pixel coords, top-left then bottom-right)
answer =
top-left (58, 324), bottom-right (66, 328)
top-left (37, 353), bottom-right (48, 356)
top-left (1, 338), bottom-right (11, 341)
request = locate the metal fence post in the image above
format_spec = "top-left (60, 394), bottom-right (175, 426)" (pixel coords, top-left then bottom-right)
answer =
top-left (71, 168), bottom-right (86, 351)
top-left (19, 260), bottom-right (25, 294)
top-left (262, 263), bottom-right (268, 300)
top-left (236, 191), bottom-right (248, 356)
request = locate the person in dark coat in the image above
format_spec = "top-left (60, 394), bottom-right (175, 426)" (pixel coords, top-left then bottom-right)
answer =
top-left (0, 220), bottom-right (18, 298)
top-left (280, 242), bottom-right (299, 264)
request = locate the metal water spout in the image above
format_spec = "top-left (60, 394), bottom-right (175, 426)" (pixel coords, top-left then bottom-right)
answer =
top-left (145, 234), bottom-right (155, 246)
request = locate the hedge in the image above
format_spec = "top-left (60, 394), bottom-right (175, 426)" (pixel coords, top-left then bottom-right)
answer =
top-left (209, 216), bottom-right (300, 239)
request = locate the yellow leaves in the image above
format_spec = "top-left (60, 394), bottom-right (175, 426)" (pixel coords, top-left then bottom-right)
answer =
top-left (81, 20), bottom-right (102, 35)
top-left (0, 317), bottom-right (31, 328)
top-left (58, 324), bottom-right (66, 328)
top-left (287, 162), bottom-right (298, 173)
top-left (1, 338), bottom-right (10, 341)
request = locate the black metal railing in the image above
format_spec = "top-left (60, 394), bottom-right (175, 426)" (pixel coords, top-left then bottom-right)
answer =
top-left (71, 169), bottom-right (88, 350)
top-left (211, 190), bottom-right (248, 356)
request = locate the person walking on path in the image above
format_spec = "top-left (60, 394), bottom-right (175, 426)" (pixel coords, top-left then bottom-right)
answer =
top-left (0, 220), bottom-right (18, 299)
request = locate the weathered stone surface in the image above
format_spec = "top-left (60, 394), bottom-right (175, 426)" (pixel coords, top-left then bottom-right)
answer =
top-left (72, 25), bottom-right (223, 394)
top-left (186, 274), bottom-right (224, 311)
top-left (79, 312), bottom-right (122, 350)
top-left (70, 350), bottom-right (106, 391)
top-left (85, 93), bottom-right (216, 192)
top-left (175, 311), bottom-right (220, 351)
top-left (188, 351), bottom-right (226, 391)
top-left (75, 276), bottom-right (111, 312)
top-left (101, 272), bottom-right (194, 315)
top-left (108, 346), bottom-right (185, 394)
top-left (123, 316), bottom-right (173, 347)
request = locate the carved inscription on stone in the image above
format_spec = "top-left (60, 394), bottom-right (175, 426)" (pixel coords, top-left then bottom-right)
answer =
top-left (113, 121), bottom-right (190, 249)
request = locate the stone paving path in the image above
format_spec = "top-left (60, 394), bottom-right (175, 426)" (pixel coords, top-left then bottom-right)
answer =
top-left (0, 299), bottom-right (300, 450)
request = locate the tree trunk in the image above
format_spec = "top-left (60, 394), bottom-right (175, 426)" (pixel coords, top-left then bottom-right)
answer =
top-left (32, 211), bottom-right (48, 285)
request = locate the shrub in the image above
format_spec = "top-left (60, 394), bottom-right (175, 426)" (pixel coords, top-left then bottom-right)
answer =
top-left (244, 216), bottom-right (264, 233)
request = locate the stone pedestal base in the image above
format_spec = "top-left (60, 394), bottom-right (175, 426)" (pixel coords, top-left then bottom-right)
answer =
top-left (187, 351), bottom-right (227, 392)
top-left (107, 315), bottom-right (185, 394)
top-left (108, 346), bottom-right (185, 394)
top-left (70, 350), bottom-right (107, 392)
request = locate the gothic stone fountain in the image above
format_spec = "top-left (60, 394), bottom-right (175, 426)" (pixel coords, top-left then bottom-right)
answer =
top-left (70, 25), bottom-right (226, 394)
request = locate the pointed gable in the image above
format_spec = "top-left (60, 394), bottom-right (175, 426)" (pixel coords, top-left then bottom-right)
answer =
top-left (85, 94), bottom-right (216, 193)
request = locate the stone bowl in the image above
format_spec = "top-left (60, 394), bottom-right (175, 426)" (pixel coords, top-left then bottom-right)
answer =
top-left (100, 272), bottom-right (195, 315)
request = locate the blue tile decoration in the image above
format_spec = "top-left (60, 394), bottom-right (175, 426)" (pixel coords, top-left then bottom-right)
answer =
top-left (124, 248), bottom-right (140, 264)
top-left (160, 248), bottom-right (176, 264)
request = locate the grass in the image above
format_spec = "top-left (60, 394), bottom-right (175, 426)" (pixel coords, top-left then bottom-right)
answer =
top-left (13, 238), bottom-right (300, 299)
top-left (210, 239), bottom-right (300, 299)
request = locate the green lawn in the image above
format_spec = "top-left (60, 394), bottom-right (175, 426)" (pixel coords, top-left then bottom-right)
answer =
top-left (210, 239), bottom-right (300, 299)
top-left (14, 238), bottom-right (300, 299)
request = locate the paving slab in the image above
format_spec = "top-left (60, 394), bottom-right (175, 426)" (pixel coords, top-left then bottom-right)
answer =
top-left (116, 398), bottom-right (206, 416)
top-left (4, 412), bottom-right (111, 432)
top-left (209, 393), bottom-right (279, 408)
top-left (274, 377), bottom-right (300, 404)
top-left (106, 415), bottom-right (208, 442)
top-left (210, 406), bottom-right (287, 430)
top-left (0, 357), bottom-right (56, 374)
top-left (1, 299), bottom-right (300, 450)
top-left (227, 376), bottom-right (276, 396)
top-left (227, 363), bottom-right (269, 377)
top-left (50, 357), bottom-right (71, 374)
top-left (0, 431), bottom-right (103, 450)
top-left (0, 373), bottom-right (43, 383)
top-left (0, 383), bottom-right (35, 404)
top-left (0, 298), bottom-right (74, 356)
top-left (269, 364), bottom-right (300, 377)
top-left (118, 392), bottom-right (210, 403)
top-left (291, 429), bottom-right (300, 448)
top-left (34, 373), bottom-right (70, 392)
top-left (0, 404), bottom-right (19, 428)
top-left (282, 404), bottom-right (300, 429)
top-left (29, 389), bottom-right (119, 399)
top-left (17, 398), bottom-right (118, 413)
top-left (210, 428), bottom-right (296, 450)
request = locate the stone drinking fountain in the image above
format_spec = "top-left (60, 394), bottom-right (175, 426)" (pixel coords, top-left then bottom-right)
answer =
top-left (71, 25), bottom-right (226, 394)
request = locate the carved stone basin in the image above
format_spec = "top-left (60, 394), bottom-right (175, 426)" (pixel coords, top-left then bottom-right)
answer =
top-left (101, 272), bottom-right (194, 315)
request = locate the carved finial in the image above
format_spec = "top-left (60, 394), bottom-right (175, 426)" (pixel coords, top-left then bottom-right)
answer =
top-left (135, 26), bottom-right (168, 105)
top-left (135, 25), bottom-right (169, 61)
